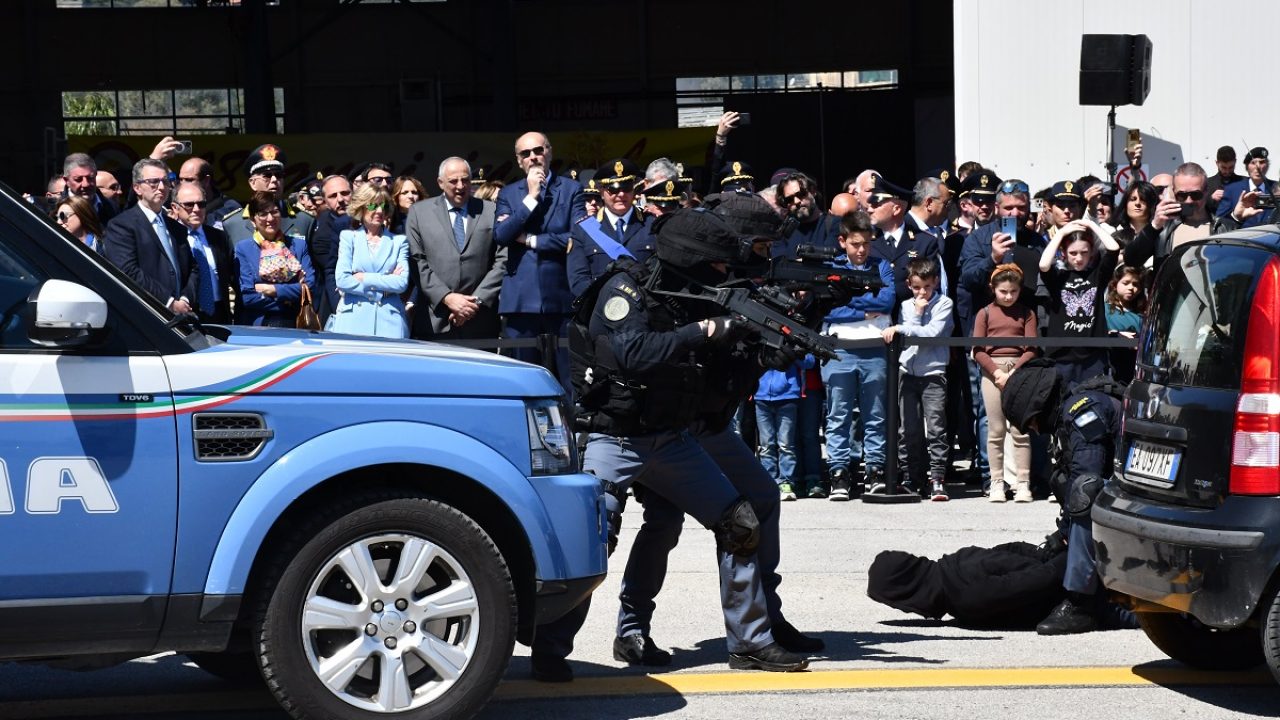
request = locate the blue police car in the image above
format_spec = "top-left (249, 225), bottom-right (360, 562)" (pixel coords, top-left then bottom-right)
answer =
top-left (0, 183), bottom-right (607, 719)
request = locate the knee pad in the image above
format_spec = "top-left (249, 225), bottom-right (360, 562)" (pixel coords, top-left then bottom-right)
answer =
top-left (1066, 473), bottom-right (1104, 519)
top-left (712, 497), bottom-right (760, 558)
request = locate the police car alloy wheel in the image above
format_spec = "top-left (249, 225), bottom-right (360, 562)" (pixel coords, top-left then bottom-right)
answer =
top-left (1136, 611), bottom-right (1262, 671)
top-left (255, 495), bottom-right (515, 720)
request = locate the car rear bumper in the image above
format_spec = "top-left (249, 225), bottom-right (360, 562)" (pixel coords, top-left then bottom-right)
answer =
top-left (1093, 484), bottom-right (1280, 628)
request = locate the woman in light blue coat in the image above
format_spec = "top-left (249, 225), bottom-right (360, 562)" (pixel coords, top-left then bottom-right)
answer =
top-left (331, 184), bottom-right (410, 338)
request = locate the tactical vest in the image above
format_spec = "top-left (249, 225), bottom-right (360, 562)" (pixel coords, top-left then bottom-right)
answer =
top-left (570, 259), bottom-right (704, 435)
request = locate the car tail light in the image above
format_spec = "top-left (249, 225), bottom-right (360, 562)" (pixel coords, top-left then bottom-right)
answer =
top-left (1232, 256), bottom-right (1280, 495)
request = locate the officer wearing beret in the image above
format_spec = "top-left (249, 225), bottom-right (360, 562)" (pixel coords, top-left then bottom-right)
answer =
top-left (565, 159), bottom-right (656, 298)
top-left (222, 143), bottom-right (315, 245)
top-left (531, 207), bottom-right (813, 682)
top-left (1217, 146), bottom-right (1275, 228)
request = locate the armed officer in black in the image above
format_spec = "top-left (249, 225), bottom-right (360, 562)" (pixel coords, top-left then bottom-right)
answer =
top-left (529, 208), bottom-right (812, 682)
top-left (1003, 359), bottom-right (1124, 635)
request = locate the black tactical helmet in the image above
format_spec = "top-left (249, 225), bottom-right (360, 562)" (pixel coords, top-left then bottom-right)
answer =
top-left (1002, 359), bottom-right (1063, 434)
top-left (706, 192), bottom-right (783, 240)
top-left (653, 208), bottom-right (745, 268)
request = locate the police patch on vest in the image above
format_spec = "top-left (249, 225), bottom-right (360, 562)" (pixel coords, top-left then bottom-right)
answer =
top-left (603, 296), bottom-right (631, 321)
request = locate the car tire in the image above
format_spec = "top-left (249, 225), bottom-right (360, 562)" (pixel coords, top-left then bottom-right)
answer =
top-left (1260, 587), bottom-right (1280, 683)
top-left (254, 495), bottom-right (516, 720)
top-left (186, 650), bottom-right (264, 684)
top-left (1137, 611), bottom-right (1263, 671)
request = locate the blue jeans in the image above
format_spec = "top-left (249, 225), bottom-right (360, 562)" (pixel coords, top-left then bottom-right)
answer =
top-left (967, 358), bottom-right (990, 476)
top-left (755, 399), bottom-right (799, 485)
top-left (796, 388), bottom-right (826, 482)
top-left (821, 348), bottom-right (887, 472)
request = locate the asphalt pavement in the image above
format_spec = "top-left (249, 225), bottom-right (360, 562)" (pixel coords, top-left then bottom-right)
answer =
top-left (1, 486), bottom-right (1275, 720)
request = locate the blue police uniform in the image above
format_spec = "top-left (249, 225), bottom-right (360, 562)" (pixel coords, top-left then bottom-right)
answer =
top-left (1057, 386), bottom-right (1121, 595)
top-left (566, 210), bottom-right (655, 299)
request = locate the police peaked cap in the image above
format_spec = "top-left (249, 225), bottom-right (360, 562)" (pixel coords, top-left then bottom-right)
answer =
top-left (641, 177), bottom-right (684, 203)
top-left (246, 143), bottom-right (285, 177)
top-left (1001, 359), bottom-right (1062, 434)
top-left (653, 208), bottom-right (745, 268)
top-left (705, 192), bottom-right (783, 239)
top-left (594, 159), bottom-right (642, 190)
top-left (868, 175), bottom-right (912, 203)
top-left (927, 168), bottom-right (961, 194)
top-left (719, 160), bottom-right (755, 188)
top-left (960, 170), bottom-right (1001, 197)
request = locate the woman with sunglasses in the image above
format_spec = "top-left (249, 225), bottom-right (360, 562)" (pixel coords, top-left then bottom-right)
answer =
top-left (53, 195), bottom-right (103, 252)
top-left (329, 184), bottom-right (409, 338)
top-left (390, 175), bottom-right (428, 234)
top-left (234, 191), bottom-right (316, 327)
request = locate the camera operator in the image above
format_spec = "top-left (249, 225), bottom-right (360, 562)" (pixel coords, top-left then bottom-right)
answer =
top-left (1124, 162), bottom-right (1227, 277)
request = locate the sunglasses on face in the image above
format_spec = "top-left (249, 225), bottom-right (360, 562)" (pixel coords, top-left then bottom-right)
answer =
top-left (367, 176), bottom-right (391, 186)
top-left (255, 170), bottom-right (283, 180)
top-left (177, 200), bottom-right (209, 210)
top-left (1174, 190), bottom-right (1205, 202)
top-left (365, 203), bottom-right (388, 212)
top-left (57, 211), bottom-right (72, 223)
top-left (781, 188), bottom-right (810, 205)
top-left (517, 145), bottom-right (547, 159)
top-left (136, 177), bottom-right (168, 188)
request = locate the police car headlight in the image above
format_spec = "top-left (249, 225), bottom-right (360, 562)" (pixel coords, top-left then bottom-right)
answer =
top-left (526, 399), bottom-right (575, 475)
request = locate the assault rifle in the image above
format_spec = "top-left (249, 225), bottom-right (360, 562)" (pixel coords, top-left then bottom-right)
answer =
top-left (765, 244), bottom-right (884, 305)
top-left (653, 281), bottom-right (839, 363)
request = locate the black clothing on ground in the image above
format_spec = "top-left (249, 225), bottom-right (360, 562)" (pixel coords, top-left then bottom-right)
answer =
top-left (867, 541), bottom-right (1067, 628)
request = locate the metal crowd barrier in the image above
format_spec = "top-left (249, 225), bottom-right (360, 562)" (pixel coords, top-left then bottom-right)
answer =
top-left (433, 332), bottom-right (1140, 488)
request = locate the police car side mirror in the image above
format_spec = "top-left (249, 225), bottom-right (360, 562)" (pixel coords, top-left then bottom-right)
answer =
top-left (26, 279), bottom-right (108, 348)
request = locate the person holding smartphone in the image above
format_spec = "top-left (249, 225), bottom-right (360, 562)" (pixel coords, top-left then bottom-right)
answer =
top-left (1123, 162), bottom-right (1227, 278)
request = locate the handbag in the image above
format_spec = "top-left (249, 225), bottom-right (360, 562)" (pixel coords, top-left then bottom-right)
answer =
top-left (296, 282), bottom-right (321, 331)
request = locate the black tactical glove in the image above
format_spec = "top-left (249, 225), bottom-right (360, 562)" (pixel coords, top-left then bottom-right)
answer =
top-left (704, 315), bottom-right (752, 346)
top-left (758, 344), bottom-right (803, 370)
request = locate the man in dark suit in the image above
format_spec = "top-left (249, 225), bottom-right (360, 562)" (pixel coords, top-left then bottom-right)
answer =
top-left (171, 181), bottom-right (236, 324)
top-left (62, 152), bottom-right (118, 225)
top-left (494, 132), bottom-right (585, 383)
top-left (309, 174), bottom-right (353, 324)
top-left (407, 157), bottom-right (506, 340)
top-left (103, 158), bottom-right (195, 313)
top-left (1217, 146), bottom-right (1274, 229)
top-left (1204, 145), bottom-right (1243, 216)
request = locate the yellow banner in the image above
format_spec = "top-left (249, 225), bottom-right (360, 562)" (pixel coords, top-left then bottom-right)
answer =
top-left (69, 130), bottom-right (714, 199)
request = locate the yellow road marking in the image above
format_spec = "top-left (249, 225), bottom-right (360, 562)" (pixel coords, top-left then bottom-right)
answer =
top-left (495, 665), bottom-right (1273, 700)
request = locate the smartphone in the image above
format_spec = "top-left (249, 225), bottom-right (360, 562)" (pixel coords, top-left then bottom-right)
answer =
top-left (736, 112), bottom-right (752, 127)
top-left (176, 140), bottom-right (192, 155)
top-left (1257, 194), bottom-right (1279, 210)
top-left (1030, 198), bottom-right (1045, 213)
top-left (1126, 128), bottom-right (1141, 153)
top-left (999, 216), bottom-right (1018, 237)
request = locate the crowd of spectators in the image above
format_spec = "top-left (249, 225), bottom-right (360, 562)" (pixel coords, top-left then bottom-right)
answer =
top-left (26, 118), bottom-right (1278, 505)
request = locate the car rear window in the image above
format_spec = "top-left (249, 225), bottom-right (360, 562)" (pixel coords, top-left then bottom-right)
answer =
top-left (1140, 242), bottom-right (1271, 389)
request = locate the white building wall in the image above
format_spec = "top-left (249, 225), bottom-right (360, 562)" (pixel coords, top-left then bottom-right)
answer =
top-left (954, 0), bottom-right (1280, 191)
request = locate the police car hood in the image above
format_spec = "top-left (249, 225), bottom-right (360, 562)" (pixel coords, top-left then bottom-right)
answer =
top-left (167, 326), bottom-right (563, 399)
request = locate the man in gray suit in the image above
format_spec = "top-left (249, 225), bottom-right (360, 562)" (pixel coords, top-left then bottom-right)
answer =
top-left (407, 157), bottom-right (506, 340)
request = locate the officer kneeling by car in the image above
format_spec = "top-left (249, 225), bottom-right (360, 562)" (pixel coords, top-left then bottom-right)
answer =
top-left (1003, 360), bottom-right (1127, 635)
top-left (528, 207), bottom-right (815, 681)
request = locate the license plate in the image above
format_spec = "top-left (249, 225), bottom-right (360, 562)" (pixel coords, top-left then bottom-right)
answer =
top-left (1126, 439), bottom-right (1181, 484)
